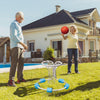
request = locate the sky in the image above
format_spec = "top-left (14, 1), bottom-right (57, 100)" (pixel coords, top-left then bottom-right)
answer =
top-left (0, 0), bottom-right (100, 37)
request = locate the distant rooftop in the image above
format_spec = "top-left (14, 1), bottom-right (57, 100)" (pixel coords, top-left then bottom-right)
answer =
top-left (70, 8), bottom-right (96, 17)
top-left (0, 37), bottom-right (10, 47)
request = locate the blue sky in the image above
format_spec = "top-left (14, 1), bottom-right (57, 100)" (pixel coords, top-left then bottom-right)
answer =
top-left (0, 0), bottom-right (100, 37)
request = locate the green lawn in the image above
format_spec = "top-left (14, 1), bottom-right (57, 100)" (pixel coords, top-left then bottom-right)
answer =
top-left (0, 62), bottom-right (100, 100)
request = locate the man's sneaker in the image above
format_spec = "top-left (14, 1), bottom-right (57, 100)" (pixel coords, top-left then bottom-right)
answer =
top-left (8, 80), bottom-right (16, 87)
top-left (67, 72), bottom-right (71, 75)
top-left (17, 78), bottom-right (26, 84)
top-left (16, 80), bottom-right (20, 84)
top-left (21, 78), bottom-right (26, 82)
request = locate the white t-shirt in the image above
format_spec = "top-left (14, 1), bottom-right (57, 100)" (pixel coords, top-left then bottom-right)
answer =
top-left (67, 32), bottom-right (78, 49)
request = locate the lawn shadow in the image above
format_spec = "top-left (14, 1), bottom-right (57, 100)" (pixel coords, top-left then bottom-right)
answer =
top-left (0, 83), bottom-right (8, 87)
top-left (48, 80), bottom-right (100, 97)
top-left (13, 76), bottom-right (49, 97)
top-left (0, 76), bottom-right (48, 87)
top-left (25, 76), bottom-right (48, 82)
top-left (14, 84), bottom-right (43, 97)
top-left (60, 73), bottom-right (75, 76)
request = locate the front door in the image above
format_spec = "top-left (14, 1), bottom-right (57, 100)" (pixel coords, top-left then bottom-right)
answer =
top-left (52, 41), bottom-right (62, 57)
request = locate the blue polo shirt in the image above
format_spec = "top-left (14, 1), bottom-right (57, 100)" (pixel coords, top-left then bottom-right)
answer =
top-left (10, 20), bottom-right (24, 49)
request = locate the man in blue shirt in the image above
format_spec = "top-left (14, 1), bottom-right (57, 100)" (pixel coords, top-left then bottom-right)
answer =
top-left (8, 12), bottom-right (28, 87)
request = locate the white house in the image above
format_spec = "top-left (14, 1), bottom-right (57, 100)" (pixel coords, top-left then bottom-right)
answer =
top-left (22, 6), bottom-right (100, 58)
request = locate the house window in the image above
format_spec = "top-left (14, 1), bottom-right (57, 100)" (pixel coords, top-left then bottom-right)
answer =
top-left (79, 41), bottom-right (84, 56)
top-left (99, 29), bottom-right (100, 34)
top-left (89, 20), bottom-right (93, 27)
top-left (53, 41), bottom-right (58, 50)
top-left (90, 41), bottom-right (94, 51)
top-left (93, 22), bottom-right (95, 28)
top-left (89, 20), bottom-right (91, 26)
top-left (90, 31), bottom-right (93, 35)
top-left (28, 41), bottom-right (35, 51)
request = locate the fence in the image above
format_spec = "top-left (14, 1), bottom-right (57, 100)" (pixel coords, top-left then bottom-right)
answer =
top-left (89, 49), bottom-right (99, 62)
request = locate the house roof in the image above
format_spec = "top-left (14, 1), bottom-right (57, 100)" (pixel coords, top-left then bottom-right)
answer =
top-left (22, 8), bottom-right (95, 30)
top-left (0, 37), bottom-right (10, 47)
top-left (70, 8), bottom-right (96, 17)
top-left (22, 10), bottom-right (74, 30)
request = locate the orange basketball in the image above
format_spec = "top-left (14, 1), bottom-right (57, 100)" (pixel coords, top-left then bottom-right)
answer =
top-left (61, 26), bottom-right (69, 34)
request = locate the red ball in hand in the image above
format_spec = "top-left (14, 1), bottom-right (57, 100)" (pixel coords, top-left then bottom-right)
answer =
top-left (61, 26), bottom-right (69, 34)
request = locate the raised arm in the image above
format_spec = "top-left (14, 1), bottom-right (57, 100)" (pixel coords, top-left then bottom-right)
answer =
top-left (61, 34), bottom-right (68, 40)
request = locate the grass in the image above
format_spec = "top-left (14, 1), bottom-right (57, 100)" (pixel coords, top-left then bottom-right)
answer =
top-left (0, 62), bottom-right (100, 100)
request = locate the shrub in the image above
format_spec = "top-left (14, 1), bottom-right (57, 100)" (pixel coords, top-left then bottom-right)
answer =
top-left (43, 47), bottom-right (55, 61)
